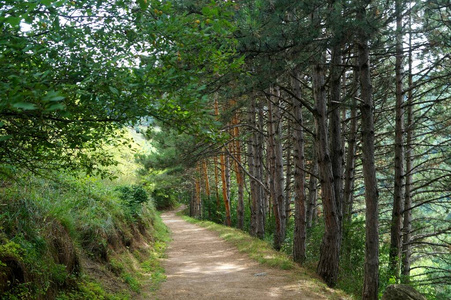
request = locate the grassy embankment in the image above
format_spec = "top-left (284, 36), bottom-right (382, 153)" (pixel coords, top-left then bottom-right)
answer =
top-left (0, 130), bottom-right (169, 299)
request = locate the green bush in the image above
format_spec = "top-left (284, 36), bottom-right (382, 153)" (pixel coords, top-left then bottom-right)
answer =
top-left (115, 185), bottom-right (150, 217)
top-left (0, 173), bottom-right (167, 299)
top-left (151, 188), bottom-right (178, 210)
top-left (337, 218), bottom-right (366, 296)
top-left (200, 194), bottom-right (224, 223)
top-left (305, 221), bottom-right (325, 264)
top-left (0, 196), bottom-right (76, 298)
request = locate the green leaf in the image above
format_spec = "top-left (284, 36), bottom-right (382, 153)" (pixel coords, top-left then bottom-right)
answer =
top-left (26, 2), bottom-right (39, 12)
top-left (201, 6), bottom-right (211, 16)
top-left (109, 86), bottom-right (119, 95)
top-left (46, 103), bottom-right (66, 111)
top-left (40, 0), bottom-right (53, 6)
top-left (137, 0), bottom-right (149, 10)
top-left (12, 102), bottom-right (38, 110)
top-left (6, 17), bottom-right (21, 27)
top-left (0, 135), bottom-right (12, 142)
top-left (43, 91), bottom-right (65, 102)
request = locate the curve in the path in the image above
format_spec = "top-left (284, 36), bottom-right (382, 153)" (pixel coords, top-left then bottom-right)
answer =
top-left (155, 210), bottom-right (328, 300)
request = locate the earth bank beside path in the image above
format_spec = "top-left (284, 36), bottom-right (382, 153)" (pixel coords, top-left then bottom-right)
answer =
top-left (154, 209), bottom-right (347, 300)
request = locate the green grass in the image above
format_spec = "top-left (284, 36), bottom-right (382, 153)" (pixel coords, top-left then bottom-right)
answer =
top-left (0, 127), bottom-right (172, 299)
top-left (56, 279), bottom-right (131, 300)
top-left (121, 273), bottom-right (141, 293)
top-left (0, 173), bottom-right (170, 298)
top-left (139, 223), bottom-right (170, 294)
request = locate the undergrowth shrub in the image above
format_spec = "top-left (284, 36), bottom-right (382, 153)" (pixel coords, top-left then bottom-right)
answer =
top-left (116, 185), bottom-right (149, 214)
top-left (337, 218), bottom-right (366, 297)
top-left (201, 194), bottom-right (225, 224)
top-left (151, 188), bottom-right (178, 210)
top-left (1, 172), bottom-right (166, 299)
top-left (305, 221), bottom-right (324, 267)
top-left (0, 194), bottom-right (78, 299)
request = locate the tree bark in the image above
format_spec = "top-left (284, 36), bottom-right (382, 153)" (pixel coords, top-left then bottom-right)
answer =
top-left (194, 166), bottom-right (202, 218)
top-left (274, 86), bottom-right (286, 244)
top-left (248, 96), bottom-right (266, 238)
top-left (233, 112), bottom-right (245, 230)
top-left (285, 120), bottom-right (293, 230)
top-left (225, 151), bottom-right (231, 224)
top-left (213, 155), bottom-right (221, 221)
top-left (292, 71), bottom-right (307, 264)
top-left (202, 160), bottom-right (211, 219)
top-left (402, 14), bottom-right (414, 281)
top-left (248, 98), bottom-right (258, 236)
top-left (267, 86), bottom-right (286, 250)
top-left (390, 0), bottom-right (405, 279)
top-left (216, 99), bottom-right (232, 226)
top-left (307, 145), bottom-right (318, 228)
top-left (329, 35), bottom-right (344, 237)
top-left (343, 65), bottom-right (359, 224)
top-left (256, 99), bottom-right (266, 237)
top-left (313, 57), bottom-right (341, 287)
top-left (358, 2), bottom-right (380, 298)
top-left (190, 180), bottom-right (195, 217)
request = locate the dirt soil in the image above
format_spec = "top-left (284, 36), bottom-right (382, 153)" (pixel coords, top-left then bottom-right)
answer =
top-left (155, 210), bottom-right (337, 300)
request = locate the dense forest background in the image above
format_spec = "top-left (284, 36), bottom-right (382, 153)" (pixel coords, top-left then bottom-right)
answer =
top-left (1, 0), bottom-right (450, 299)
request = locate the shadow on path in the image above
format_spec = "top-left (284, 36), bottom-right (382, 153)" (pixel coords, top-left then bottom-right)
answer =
top-left (154, 210), bottom-right (327, 300)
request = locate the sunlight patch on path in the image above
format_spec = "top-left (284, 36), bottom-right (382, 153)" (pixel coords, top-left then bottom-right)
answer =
top-left (154, 210), bottom-right (328, 300)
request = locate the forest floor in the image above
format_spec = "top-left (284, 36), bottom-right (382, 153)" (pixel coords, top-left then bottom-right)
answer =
top-left (152, 208), bottom-right (349, 300)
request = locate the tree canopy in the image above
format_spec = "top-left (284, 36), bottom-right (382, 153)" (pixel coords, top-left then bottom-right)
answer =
top-left (0, 0), bottom-right (241, 176)
top-left (1, 0), bottom-right (450, 299)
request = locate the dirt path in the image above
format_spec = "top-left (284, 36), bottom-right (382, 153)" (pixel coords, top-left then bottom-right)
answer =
top-left (155, 210), bottom-right (332, 300)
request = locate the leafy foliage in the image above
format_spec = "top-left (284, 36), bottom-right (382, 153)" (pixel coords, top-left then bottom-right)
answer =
top-left (151, 188), bottom-right (178, 210)
top-left (0, 170), bottom-right (168, 298)
top-left (139, 0), bottom-right (450, 297)
top-left (116, 185), bottom-right (150, 217)
top-left (0, 0), bottom-right (241, 175)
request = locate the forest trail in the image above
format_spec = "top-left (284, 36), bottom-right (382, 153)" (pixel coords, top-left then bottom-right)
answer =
top-left (154, 209), bottom-right (333, 300)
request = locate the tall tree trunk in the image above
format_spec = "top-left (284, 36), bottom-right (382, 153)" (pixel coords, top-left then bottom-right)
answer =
top-left (274, 86), bottom-right (286, 243)
top-left (248, 98), bottom-right (258, 236)
top-left (267, 86), bottom-right (285, 250)
top-left (202, 160), bottom-right (211, 219)
top-left (292, 72), bottom-right (307, 264)
top-left (225, 151), bottom-right (231, 224)
top-left (307, 145), bottom-right (318, 228)
top-left (390, 0), bottom-right (405, 279)
top-left (256, 99), bottom-right (266, 237)
top-left (216, 99), bottom-right (232, 226)
top-left (401, 69), bottom-right (413, 283)
top-left (358, 2), bottom-right (380, 299)
top-left (329, 29), bottom-right (344, 238)
top-left (213, 155), bottom-right (221, 221)
top-left (248, 96), bottom-right (266, 237)
top-left (232, 111), bottom-right (245, 230)
top-left (342, 63), bottom-right (359, 264)
top-left (220, 151), bottom-right (232, 226)
top-left (190, 180), bottom-right (195, 217)
top-left (343, 65), bottom-right (359, 224)
top-left (285, 121), bottom-right (293, 230)
top-left (194, 166), bottom-right (202, 218)
top-left (402, 14), bottom-right (414, 281)
top-left (314, 57), bottom-right (341, 287)
top-left (213, 99), bottom-right (222, 221)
